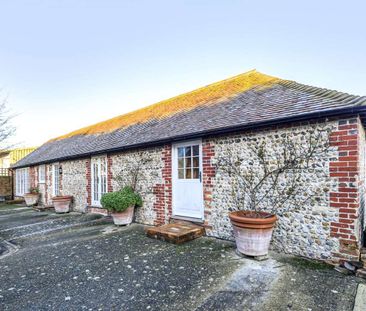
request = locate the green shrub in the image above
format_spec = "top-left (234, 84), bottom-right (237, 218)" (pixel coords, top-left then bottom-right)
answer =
top-left (101, 186), bottom-right (142, 212)
top-left (29, 187), bottom-right (39, 194)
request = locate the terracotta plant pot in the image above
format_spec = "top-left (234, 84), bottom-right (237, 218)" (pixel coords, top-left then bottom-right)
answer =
top-left (229, 210), bottom-right (277, 257)
top-left (24, 193), bottom-right (39, 206)
top-left (111, 206), bottom-right (134, 226)
top-left (52, 195), bottom-right (73, 213)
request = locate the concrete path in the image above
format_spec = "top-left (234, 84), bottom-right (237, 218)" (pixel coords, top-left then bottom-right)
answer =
top-left (354, 284), bottom-right (366, 311)
top-left (0, 205), bottom-right (365, 310)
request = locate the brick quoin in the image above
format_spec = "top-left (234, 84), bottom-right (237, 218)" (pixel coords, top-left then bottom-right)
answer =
top-left (153, 144), bottom-right (172, 226)
top-left (202, 140), bottom-right (215, 230)
top-left (107, 155), bottom-right (113, 192)
top-left (163, 145), bottom-right (173, 220)
top-left (85, 159), bottom-right (91, 205)
top-left (153, 184), bottom-right (165, 225)
top-left (329, 118), bottom-right (363, 262)
top-left (29, 166), bottom-right (37, 189)
top-left (47, 164), bottom-right (52, 203)
top-left (153, 142), bottom-right (214, 227)
top-left (44, 165), bottom-right (48, 205)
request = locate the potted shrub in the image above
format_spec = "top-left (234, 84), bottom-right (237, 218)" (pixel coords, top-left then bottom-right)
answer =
top-left (24, 187), bottom-right (40, 206)
top-left (217, 126), bottom-right (330, 257)
top-left (101, 186), bottom-right (142, 225)
top-left (52, 195), bottom-right (73, 213)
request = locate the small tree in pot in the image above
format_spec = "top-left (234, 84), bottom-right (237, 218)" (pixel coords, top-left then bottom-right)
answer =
top-left (101, 186), bottom-right (142, 225)
top-left (101, 155), bottom-right (153, 225)
top-left (216, 125), bottom-right (331, 257)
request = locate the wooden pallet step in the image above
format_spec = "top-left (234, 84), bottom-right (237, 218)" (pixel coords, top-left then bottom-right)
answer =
top-left (145, 222), bottom-right (205, 244)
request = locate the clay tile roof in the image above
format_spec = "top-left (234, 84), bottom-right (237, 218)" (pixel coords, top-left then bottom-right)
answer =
top-left (13, 70), bottom-right (366, 168)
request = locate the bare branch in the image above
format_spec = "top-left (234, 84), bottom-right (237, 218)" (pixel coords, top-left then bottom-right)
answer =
top-left (215, 123), bottom-right (331, 215)
top-left (113, 153), bottom-right (158, 194)
top-left (0, 94), bottom-right (16, 152)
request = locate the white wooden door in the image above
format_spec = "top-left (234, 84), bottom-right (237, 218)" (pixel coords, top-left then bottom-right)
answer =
top-left (91, 156), bottom-right (108, 206)
top-left (172, 140), bottom-right (204, 220)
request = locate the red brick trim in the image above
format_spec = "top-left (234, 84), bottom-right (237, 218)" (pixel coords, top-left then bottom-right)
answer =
top-left (329, 118), bottom-right (362, 261)
top-left (202, 141), bottom-right (215, 229)
top-left (44, 165), bottom-right (48, 205)
top-left (47, 164), bottom-right (52, 204)
top-left (153, 142), bottom-right (215, 227)
top-left (29, 166), bottom-right (37, 189)
top-left (153, 184), bottom-right (165, 225)
top-left (107, 155), bottom-right (113, 192)
top-left (86, 159), bottom-right (91, 205)
top-left (163, 144), bottom-right (172, 219)
top-left (153, 144), bottom-right (172, 226)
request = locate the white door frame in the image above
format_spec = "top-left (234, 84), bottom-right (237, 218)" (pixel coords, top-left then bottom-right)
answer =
top-left (91, 155), bottom-right (108, 206)
top-left (52, 163), bottom-right (60, 197)
top-left (172, 139), bottom-right (204, 220)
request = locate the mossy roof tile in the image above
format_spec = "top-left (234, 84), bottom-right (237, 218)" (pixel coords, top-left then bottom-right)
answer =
top-left (13, 70), bottom-right (366, 168)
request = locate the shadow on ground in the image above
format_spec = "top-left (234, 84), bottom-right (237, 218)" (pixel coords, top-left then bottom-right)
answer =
top-left (0, 205), bottom-right (364, 311)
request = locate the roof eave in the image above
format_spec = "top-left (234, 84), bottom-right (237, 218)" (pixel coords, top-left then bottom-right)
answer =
top-left (11, 105), bottom-right (366, 169)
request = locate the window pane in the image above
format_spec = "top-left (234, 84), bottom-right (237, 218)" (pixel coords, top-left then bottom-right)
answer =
top-left (186, 157), bottom-right (192, 168)
top-left (101, 176), bottom-right (106, 195)
top-left (94, 176), bottom-right (98, 198)
top-left (192, 145), bottom-right (199, 156)
top-left (178, 169), bottom-right (184, 179)
top-left (178, 158), bottom-right (184, 169)
top-left (93, 163), bottom-right (98, 201)
top-left (192, 156), bottom-right (199, 168)
top-left (39, 165), bottom-right (45, 183)
top-left (55, 165), bottom-right (60, 196)
top-left (193, 168), bottom-right (199, 179)
top-left (101, 162), bottom-right (105, 175)
top-left (186, 168), bottom-right (192, 179)
top-left (185, 146), bottom-right (191, 156)
top-left (178, 147), bottom-right (184, 158)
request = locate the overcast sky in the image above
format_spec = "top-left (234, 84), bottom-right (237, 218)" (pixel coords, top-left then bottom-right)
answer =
top-left (1, 0), bottom-right (365, 147)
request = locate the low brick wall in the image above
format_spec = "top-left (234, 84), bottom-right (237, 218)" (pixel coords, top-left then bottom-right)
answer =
top-left (0, 176), bottom-right (12, 198)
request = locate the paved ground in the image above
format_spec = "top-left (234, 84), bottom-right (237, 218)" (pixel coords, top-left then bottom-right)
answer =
top-left (0, 204), bottom-right (364, 311)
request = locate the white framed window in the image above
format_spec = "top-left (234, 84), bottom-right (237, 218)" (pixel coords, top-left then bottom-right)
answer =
top-left (52, 163), bottom-right (60, 196)
top-left (177, 144), bottom-right (200, 180)
top-left (15, 168), bottom-right (29, 196)
top-left (91, 156), bottom-right (108, 206)
top-left (38, 165), bottom-right (46, 183)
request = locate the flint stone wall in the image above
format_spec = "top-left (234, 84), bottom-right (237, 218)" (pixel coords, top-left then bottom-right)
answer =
top-left (14, 118), bottom-right (364, 261)
top-left (205, 121), bottom-right (340, 260)
top-left (61, 159), bottom-right (89, 212)
top-left (110, 147), bottom-right (165, 225)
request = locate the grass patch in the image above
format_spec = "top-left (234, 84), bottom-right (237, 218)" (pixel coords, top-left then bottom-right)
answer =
top-left (278, 256), bottom-right (332, 270)
top-left (0, 203), bottom-right (26, 210)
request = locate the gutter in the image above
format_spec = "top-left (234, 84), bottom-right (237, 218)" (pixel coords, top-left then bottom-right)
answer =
top-left (12, 105), bottom-right (366, 169)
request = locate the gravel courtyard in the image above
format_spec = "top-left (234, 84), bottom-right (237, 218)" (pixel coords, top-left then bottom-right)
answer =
top-left (0, 204), bottom-right (364, 311)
